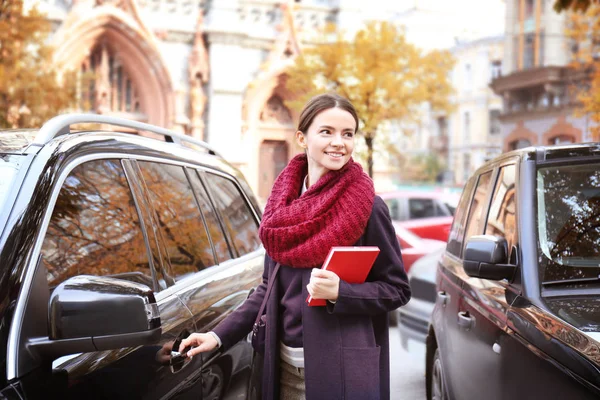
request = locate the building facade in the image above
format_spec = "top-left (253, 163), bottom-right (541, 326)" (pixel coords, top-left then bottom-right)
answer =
top-left (30, 0), bottom-right (359, 203)
top-left (390, 36), bottom-right (505, 186)
top-left (491, 0), bottom-right (589, 150)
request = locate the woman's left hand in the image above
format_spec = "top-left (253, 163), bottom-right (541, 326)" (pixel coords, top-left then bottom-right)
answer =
top-left (307, 268), bottom-right (340, 301)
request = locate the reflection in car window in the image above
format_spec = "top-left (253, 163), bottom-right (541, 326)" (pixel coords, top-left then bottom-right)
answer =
top-left (385, 199), bottom-right (401, 220)
top-left (138, 162), bottom-right (215, 280)
top-left (462, 171), bottom-right (493, 254)
top-left (485, 165), bottom-right (517, 262)
top-left (42, 160), bottom-right (153, 291)
top-left (204, 173), bottom-right (261, 257)
top-left (447, 179), bottom-right (475, 256)
top-left (188, 169), bottom-right (232, 264)
top-left (538, 163), bottom-right (600, 282)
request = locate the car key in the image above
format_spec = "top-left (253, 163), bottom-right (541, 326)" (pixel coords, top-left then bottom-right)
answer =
top-left (170, 346), bottom-right (192, 365)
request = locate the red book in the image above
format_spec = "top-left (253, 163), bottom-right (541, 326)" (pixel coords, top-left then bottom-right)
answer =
top-left (306, 246), bottom-right (380, 306)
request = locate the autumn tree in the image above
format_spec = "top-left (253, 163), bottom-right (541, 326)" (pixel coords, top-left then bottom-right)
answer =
top-left (0, 0), bottom-right (76, 129)
top-left (565, 3), bottom-right (600, 140)
top-left (554, 0), bottom-right (599, 12)
top-left (285, 21), bottom-right (455, 178)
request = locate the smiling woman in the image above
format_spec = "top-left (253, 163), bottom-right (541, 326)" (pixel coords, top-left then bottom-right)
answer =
top-left (179, 93), bottom-right (411, 400)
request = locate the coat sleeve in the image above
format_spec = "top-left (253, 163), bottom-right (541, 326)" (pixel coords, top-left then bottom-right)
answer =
top-left (327, 196), bottom-right (411, 316)
top-left (211, 257), bottom-right (271, 351)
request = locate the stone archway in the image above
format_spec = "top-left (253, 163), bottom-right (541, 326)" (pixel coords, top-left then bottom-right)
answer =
top-left (52, 8), bottom-right (174, 128)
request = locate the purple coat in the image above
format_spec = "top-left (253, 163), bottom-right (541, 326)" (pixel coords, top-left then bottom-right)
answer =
top-left (213, 197), bottom-right (411, 400)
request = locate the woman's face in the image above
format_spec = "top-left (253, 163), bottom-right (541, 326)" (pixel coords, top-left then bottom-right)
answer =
top-left (296, 107), bottom-right (356, 180)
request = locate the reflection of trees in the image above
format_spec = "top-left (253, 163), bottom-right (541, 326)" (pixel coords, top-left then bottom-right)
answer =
top-left (204, 173), bottom-right (261, 257)
top-left (539, 165), bottom-right (600, 282)
top-left (485, 166), bottom-right (517, 260)
top-left (42, 160), bottom-right (151, 289)
top-left (138, 162), bottom-right (216, 278)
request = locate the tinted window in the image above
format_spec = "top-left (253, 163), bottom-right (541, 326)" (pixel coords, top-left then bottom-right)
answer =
top-left (204, 173), bottom-right (261, 257)
top-left (138, 162), bottom-right (215, 280)
top-left (42, 160), bottom-right (154, 290)
top-left (409, 198), bottom-right (437, 219)
top-left (485, 165), bottom-right (517, 262)
top-left (188, 169), bottom-right (232, 263)
top-left (462, 171), bottom-right (493, 254)
top-left (447, 179), bottom-right (476, 256)
top-left (537, 163), bottom-right (600, 283)
top-left (385, 198), bottom-right (402, 221)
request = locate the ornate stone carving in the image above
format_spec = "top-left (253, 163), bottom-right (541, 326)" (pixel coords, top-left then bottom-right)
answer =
top-left (188, 11), bottom-right (210, 139)
top-left (260, 95), bottom-right (292, 125)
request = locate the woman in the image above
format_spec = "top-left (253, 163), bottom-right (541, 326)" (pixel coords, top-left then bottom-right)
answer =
top-left (179, 93), bottom-right (411, 400)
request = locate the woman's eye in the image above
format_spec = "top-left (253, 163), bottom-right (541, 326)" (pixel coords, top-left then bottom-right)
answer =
top-left (320, 130), bottom-right (331, 135)
top-left (344, 132), bottom-right (354, 138)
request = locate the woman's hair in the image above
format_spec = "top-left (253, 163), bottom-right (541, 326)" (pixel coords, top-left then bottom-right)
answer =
top-left (297, 93), bottom-right (359, 134)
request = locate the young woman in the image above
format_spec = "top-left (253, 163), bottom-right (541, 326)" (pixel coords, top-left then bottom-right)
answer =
top-left (179, 93), bottom-right (411, 400)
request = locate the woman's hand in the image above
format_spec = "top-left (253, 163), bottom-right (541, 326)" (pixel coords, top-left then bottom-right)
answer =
top-left (179, 333), bottom-right (218, 358)
top-left (307, 268), bottom-right (340, 301)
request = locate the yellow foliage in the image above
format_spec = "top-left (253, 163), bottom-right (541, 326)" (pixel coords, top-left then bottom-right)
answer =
top-left (566, 3), bottom-right (600, 140)
top-left (0, 0), bottom-right (77, 128)
top-left (284, 21), bottom-right (455, 176)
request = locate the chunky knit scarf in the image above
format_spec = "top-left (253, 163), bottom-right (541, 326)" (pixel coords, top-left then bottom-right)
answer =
top-left (259, 153), bottom-right (375, 268)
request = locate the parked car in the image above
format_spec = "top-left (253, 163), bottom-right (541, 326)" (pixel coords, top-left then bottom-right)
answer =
top-left (397, 247), bottom-right (444, 350)
top-left (426, 143), bottom-right (600, 400)
top-left (389, 223), bottom-right (445, 326)
top-left (0, 114), bottom-right (264, 399)
top-left (380, 190), bottom-right (459, 242)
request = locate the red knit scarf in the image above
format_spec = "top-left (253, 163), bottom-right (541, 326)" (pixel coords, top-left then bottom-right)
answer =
top-left (259, 153), bottom-right (375, 268)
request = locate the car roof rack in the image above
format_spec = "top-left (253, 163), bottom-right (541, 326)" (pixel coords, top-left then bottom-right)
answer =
top-left (31, 113), bottom-right (222, 157)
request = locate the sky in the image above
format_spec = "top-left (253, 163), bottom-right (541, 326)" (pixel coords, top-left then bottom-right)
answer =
top-left (363, 0), bottom-right (506, 50)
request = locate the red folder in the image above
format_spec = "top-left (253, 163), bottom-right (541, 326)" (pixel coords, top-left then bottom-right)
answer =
top-left (306, 246), bottom-right (380, 306)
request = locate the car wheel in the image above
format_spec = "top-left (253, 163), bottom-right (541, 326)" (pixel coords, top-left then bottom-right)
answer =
top-left (388, 310), bottom-right (398, 326)
top-left (430, 348), bottom-right (447, 400)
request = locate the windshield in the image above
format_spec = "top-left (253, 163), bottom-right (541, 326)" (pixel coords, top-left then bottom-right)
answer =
top-left (0, 154), bottom-right (24, 220)
top-left (537, 163), bottom-right (600, 283)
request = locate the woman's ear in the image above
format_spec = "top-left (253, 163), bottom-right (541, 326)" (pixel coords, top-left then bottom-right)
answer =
top-left (295, 130), bottom-right (307, 149)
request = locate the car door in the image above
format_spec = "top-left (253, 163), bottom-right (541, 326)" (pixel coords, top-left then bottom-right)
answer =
top-left (451, 163), bottom-right (519, 400)
top-left (431, 176), bottom-right (477, 397)
top-left (135, 161), bottom-right (264, 399)
top-left (33, 158), bottom-right (199, 399)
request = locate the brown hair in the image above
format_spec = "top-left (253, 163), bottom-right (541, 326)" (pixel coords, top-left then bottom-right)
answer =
top-left (297, 93), bottom-right (359, 135)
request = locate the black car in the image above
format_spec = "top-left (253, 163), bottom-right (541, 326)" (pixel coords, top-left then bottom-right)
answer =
top-left (0, 114), bottom-right (265, 399)
top-left (427, 143), bottom-right (600, 400)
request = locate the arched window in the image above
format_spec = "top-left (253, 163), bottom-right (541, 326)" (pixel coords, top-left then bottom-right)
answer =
top-left (79, 42), bottom-right (142, 115)
top-left (509, 139), bottom-right (532, 151)
top-left (547, 135), bottom-right (574, 145)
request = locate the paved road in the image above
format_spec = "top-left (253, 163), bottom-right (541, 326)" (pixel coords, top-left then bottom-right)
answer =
top-left (389, 326), bottom-right (427, 400)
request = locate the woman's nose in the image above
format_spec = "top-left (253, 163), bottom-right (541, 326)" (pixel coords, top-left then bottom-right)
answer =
top-left (331, 133), bottom-right (343, 146)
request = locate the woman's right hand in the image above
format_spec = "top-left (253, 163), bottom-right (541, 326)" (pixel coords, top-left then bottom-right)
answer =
top-left (179, 333), bottom-right (218, 358)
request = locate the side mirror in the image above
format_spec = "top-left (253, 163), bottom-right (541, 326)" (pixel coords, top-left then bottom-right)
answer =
top-left (28, 275), bottom-right (161, 359)
top-left (463, 235), bottom-right (517, 281)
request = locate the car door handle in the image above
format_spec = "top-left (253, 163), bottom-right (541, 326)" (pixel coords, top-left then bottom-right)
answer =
top-left (437, 291), bottom-right (449, 306)
top-left (457, 311), bottom-right (475, 330)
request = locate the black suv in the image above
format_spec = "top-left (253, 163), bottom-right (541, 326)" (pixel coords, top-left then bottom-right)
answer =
top-left (0, 114), bottom-right (265, 399)
top-left (426, 143), bottom-right (600, 399)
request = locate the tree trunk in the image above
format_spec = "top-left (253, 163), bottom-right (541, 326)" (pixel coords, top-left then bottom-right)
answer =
top-left (365, 135), bottom-right (374, 178)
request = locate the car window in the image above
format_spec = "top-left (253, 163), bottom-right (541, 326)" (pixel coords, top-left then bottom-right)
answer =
top-left (485, 165), bottom-right (518, 262)
top-left (462, 171), bottom-right (494, 255)
top-left (187, 169), bottom-right (233, 264)
top-left (385, 198), bottom-right (402, 221)
top-left (138, 162), bottom-right (216, 281)
top-left (447, 179), bottom-right (476, 256)
top-left (41, 159), bottom-right (155, 291)
top-left (204, 172), bottom-right (261, 257)
top-left (409, 198), bottom-right (437, 219)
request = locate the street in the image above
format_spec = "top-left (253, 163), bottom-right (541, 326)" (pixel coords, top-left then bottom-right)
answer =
top-left (390, 326), bottom-right (427, 400)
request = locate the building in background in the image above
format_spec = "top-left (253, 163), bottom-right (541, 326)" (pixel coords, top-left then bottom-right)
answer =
top-left (448, 36), bottom-right (504, 185)
top-left (491, 0), bottom-right (590, 150)
top-left (388, 36), bottom-right (504, 187)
